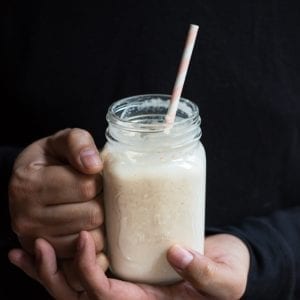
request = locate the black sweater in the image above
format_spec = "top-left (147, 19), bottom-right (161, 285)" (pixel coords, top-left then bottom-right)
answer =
top-left (1, 1), bottom-right (300, 299)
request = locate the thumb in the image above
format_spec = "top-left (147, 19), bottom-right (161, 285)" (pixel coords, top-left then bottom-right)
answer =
top-left (167, 245), bottom-right (236, 299)
top-left (47, 128), bottom-right (102, 174)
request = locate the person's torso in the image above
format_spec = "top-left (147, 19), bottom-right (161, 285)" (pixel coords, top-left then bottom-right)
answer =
top-left (1, 0), bottom-right (300, 226)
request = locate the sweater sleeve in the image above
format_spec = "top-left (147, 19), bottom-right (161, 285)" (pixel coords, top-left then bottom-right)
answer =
top-left (0, 146), bottom-right (22, 249)
top-left (207, 206), bottom-right (300, 299)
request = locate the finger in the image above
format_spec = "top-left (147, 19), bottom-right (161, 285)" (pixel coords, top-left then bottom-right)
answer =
top-left (11, 136), bottom-right (49, 171)
top-left (48, 227), bottom-right (105, 258)
top-left (167, 245), bottom-right (237, 299)
top-left (15, 195), bottom-right (103, 239)
top-left (75, 231), bottom-right (111, 299)
top-left (40, 165), bottom-right (102, 205)
top-left (47, 128), bottom-right (102, 174)
top-left (32, 197), bottom-right (103, 236)
top-left (8, 249), bottom-right (39, 281)
top-left (34, 238), bottom-right (78, 300)
top-left (63, 252), bottom-right (109, 292)
top-left (76, 231), bottom-right (165, 300)
top-left (20, 227), bottom-right (105, 258)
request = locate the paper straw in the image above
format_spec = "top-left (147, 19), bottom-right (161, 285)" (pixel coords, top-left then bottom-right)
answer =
top-left (165, 24), bottom-right (199, 124)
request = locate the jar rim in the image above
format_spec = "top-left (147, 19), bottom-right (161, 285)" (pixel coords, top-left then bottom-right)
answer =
top-left (106, 94), bottom-right (200, 132)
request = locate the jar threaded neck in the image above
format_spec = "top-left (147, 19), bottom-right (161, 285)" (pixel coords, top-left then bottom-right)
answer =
top-left (106, 94), bottom-right (201, 150)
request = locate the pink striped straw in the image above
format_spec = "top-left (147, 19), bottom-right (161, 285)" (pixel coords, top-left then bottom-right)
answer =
top-left (165, 24), bottom-right (199, 124)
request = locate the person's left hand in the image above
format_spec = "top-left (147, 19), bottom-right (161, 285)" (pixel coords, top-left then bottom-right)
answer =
top-left (8, 231), bottom-right (250, 300)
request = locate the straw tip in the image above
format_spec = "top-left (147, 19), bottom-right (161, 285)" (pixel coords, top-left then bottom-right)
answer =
top-left (165, 114), bottom-right (175, 124)
top-left (190, 24), bottom-right (199, 30)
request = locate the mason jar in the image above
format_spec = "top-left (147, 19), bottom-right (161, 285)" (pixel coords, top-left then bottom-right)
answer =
top-left (101, 94), bottom-right (206, 285)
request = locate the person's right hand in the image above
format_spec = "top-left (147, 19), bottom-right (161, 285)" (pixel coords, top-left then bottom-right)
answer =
top-left (9, 231), bottom-right (250, 300)
top-left (9, 128), bottom-right (104, 258)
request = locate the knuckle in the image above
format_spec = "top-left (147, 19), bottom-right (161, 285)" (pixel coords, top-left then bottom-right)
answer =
top-left (92, 228), bottom-right (105, 251)
top-left (78, 179), bottom-right (96, 200)
top-left (9, 172), bottom-right (42, 237)
top-left (68, 128), bottom-right (92, 144)
top-left (51, 128), bottom-right (72, 139)
top-left (88, 205), bottom-right (103, 228)
top-left (193, 261), bottom-right (217, 289)
top-left (48, 128), bottom-right (71, 146)
top-left (10, 218), bottom-right (22, 235)
top-left (11, 217), bottom-right (34, 236)
top-left (9, 166), bottom-right (40, 200)
top-left (201, 261), bottom-right (216, 278)
top-left (8, 176), bottom-right (21, 201)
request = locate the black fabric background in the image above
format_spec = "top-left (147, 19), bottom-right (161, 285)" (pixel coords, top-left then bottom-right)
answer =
top-left (1, 1), bottom-right (300, 299)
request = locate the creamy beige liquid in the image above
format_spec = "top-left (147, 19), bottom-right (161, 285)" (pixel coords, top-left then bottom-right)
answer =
top-left (102, 142), bottom-right (206, 284)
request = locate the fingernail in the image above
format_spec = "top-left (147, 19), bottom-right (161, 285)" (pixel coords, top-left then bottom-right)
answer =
top-left (169, 245), bottom-right (194, 270)
top-left (80, 149), bottom-right (102, 169)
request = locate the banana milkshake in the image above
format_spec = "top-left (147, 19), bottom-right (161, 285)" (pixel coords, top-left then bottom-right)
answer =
top-left (102, 94), bottom-right (206, 284)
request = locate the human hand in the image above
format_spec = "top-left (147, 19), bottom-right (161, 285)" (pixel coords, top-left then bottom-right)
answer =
top-left (61, 252), bottom-right (109, 291)
top-left (8, 128), bottom-right (104, 258)
top-left (9, 231), bottom-right (250, 300)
